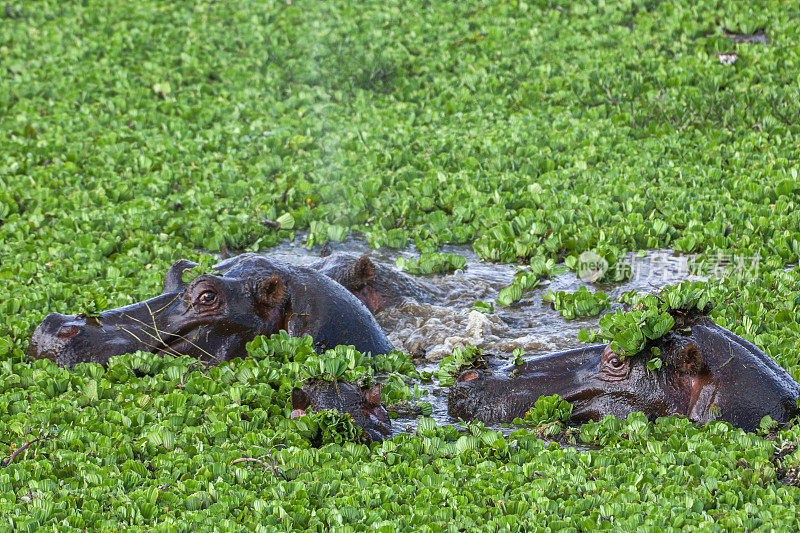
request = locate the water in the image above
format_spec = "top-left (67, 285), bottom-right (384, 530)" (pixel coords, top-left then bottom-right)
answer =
top-left (263, 238), bottom-right (704, 436)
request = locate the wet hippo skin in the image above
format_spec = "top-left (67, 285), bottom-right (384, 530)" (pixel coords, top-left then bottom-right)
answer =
top-left (449, 317), bottom-right (799, 432)
top-left (311, 252), bottom-right (442, 313)
top-left (28, 255), bottom-right (394, 367)
top-left (291, 380), bottom-right (390, 443)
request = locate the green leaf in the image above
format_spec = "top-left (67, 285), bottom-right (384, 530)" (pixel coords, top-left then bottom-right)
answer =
top-left (455, 435), bottom-right (480, 454)
top-left (577, 329), bottom-right (594, 343)
top-left (83, 379), bottom-right (98, 402)
top-left (471, 300), bottom-right (494, 314)
top-left (516, 395), bottom-right (573, 427)
top-left (152, 81), bottom-right (171, 96)
top-left (416, 417), bottom-right (437, 437)
top-left (647, 313), bottom-right (675, 340)
top-left (276, 212), bottom-right (295, 230)
top-left (437, 345), bottom-right (483, 387)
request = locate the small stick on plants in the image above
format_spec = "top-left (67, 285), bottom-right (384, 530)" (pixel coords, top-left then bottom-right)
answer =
top-left (230, 456), bottom-right (285, 479)
top-left (2, 433), bottom-right (49, 467)
top-left (177, 362), bottom-right (212, 389)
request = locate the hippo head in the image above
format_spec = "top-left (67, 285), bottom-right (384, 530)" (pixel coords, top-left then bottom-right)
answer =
top-left (449, 317), bottom-right (799, 432)
top-left (312, 254), bottom-right (385, 313)
top-left (27, 259), bottom-right (288, 367)
top-left (311, 252), bottom-right (443, 314)
top-left (291, 381), bottom-right (391, 443)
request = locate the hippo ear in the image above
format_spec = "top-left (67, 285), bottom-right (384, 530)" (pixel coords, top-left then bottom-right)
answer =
top-left (163, 259), bottom-right (199, 293)
top-left (291, 387), bottom-right (310, 410)
top-left (677, 342), bottom-right (704, 375)
top-left (365, 383), bottom-right (382, 407)
top-left (255, 275), bottom-right (286, 309)
top-left (338, 255), bottom-right (376, 291)
top-left (352, 255), bottom-right (376, 288)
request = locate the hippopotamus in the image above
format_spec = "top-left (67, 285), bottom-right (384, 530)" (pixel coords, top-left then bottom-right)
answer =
top-left (291, 381), bottom-right (391, 443)
top-left (448, 316), bottom-right (799, 432)
top-left (310, 252), bottom-right (442, 313)
top-left (28, 254), bottom-right (394, 367)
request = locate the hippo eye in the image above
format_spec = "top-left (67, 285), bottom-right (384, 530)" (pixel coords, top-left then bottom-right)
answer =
top-left (197, 290), bottom-right (217, 305)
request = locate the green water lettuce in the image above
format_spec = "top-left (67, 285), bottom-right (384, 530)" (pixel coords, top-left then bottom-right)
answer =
top-left (395, 252), bottom-right (467, 274)
top-left (543, 286), bottom-right (611, 319)
top-left (579, 281), bottom-right (711, 356)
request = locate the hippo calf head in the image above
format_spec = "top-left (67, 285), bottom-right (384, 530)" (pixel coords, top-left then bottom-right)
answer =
top-left (312, 252), bottom-right (442, 313)
top-left (312, 254), bottom-right (387, 313)
top-left (449, 317), bottom-right (799, 432)
top-left (27, 259), bottom-right (288, 367)
top-left (291, 381), bottom-right (391, 443)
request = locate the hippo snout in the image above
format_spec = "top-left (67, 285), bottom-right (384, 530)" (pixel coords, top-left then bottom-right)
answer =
top-left (56, 324), bottom-right (81, 339)
top-left (33, 312), bottom-right (95, 339)
top-left (28, 312), bottom-right (83, 363)
top-left (448, 369), bottom-right (489, 421)
top-left (32, 312), bottom-right (71, 335)
top-left (450, 369), bottom-right (487, 399)
top-left (27, 312), bottom-right (117, 367)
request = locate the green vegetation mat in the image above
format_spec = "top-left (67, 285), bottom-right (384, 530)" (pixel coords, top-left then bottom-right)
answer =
top-left (2, 0), bottom-right (800, 529)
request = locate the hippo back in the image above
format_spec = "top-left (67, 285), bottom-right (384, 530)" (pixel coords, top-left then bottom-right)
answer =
top-left (692, 320), bottom-right (799, 430)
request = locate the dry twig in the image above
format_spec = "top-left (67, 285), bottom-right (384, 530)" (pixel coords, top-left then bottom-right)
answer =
top-left (3, 436), bottom-right (43, 467)
top-left (230, 456), bottom-right (285, 479)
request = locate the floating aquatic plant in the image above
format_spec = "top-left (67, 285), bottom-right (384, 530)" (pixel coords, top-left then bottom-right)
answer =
top-left (395, 252), bottom-right (467, 274)
top-left (579, 281), bottom-right (713, 357)
top-left (543, 286), bottom-right (611, 319)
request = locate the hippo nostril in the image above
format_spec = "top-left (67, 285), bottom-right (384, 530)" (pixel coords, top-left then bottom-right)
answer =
top-left (57, 325), bottom-right (81, 339)
top-left (458, 369), bottom-right (483, 382)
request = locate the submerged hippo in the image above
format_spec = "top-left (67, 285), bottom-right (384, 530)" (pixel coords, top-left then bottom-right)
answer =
top-left (448, 316), bottom-right (799, 432)
top-left (28, 255), bottom-right (393, 367)
top-left (311, 252), bottom-right (442, 313)
top-left (291, 381), bottom-right (390, 443)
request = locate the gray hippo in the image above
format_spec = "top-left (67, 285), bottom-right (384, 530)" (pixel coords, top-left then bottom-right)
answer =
top-left (28, 254), bottom-right (393, 367)
top-left (291, 380), bottom-right (390, 443)
top-left (448, 316), bottom-right (799, 432)
top-left (311, 252), bottom-right (442, 313)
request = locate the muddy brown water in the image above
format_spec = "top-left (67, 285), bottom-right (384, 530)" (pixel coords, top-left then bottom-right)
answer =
top-left (264, 238), bottom-right (704, 437)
